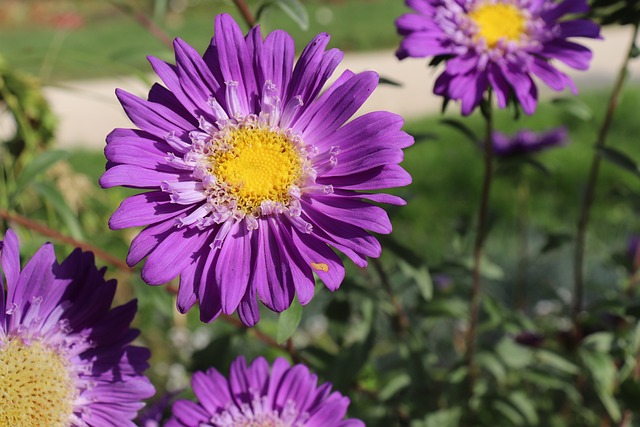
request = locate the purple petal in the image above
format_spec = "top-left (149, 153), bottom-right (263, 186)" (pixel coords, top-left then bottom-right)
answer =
top-left (141, 227), bottom-right (211, 285)
top-left (109, 192), bottom-right (193, 229)
top-left (261, 30), bottom-right (295, 101)
top-left (115, 89), bottom-right (196, 138)
top-left (296, 71), bottom-right (379, 145)
top-left (216, 222), bottom-right (252, 315)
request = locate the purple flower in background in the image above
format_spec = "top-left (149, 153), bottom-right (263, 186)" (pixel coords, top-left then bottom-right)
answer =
top-left (100, 13), bottom-right (413, 326)
top-left (396, 0), bottom-right (600, 115)
top-left (627, 235), bottom-right (640, 265)
top-left (165, 356), bottom-right (364, 427)
top-left (0, 229), bottom-right (154, 426)
top-left (492, 127), bottom-right (568, 157)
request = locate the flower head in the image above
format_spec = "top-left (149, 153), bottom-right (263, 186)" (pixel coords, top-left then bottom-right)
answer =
top-left (100, 14), bottom-right (413, 326)
top-left (492, 126), bottom-right (568, 157)
top-left (165, 356), bottom-right (364, 427)
top-left (0, 229), bottom-right (155, 426)
top-left (396, 0), bottom-right (601, 114)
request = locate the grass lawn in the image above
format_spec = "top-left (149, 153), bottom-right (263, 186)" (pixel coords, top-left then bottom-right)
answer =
top-left (0, 0), bottom-right (406, 82)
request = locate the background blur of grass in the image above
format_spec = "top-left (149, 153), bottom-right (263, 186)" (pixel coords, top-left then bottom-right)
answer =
top-left (0, 0), bottom-right (406, 82)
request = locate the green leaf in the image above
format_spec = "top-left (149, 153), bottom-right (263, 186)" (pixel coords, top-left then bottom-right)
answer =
top-left (509, 391), bottom-right (539, 425)
top-left (493, 400), bottom-right (525, 425)
top-left (13, 149), bottom-right (70, 198)
top-left (32, 181), bottom-right (84, 240)
top-left (583, 332), bottom-right (614, 352)
top-left (551, 97), bottom-right (593, 121)
top-left (378, 76), bottom-right (402, 87)
top-left (580, 349), bottom-right (620, 422)
top-left (597, 145), bottom-right (640, 176)
top-left (399, 260), bottom-right (433, 301)
top-left (277, 297), bottom-right (303, 344)
top-left (378, 373), bottom-right (411, 401)
top-left (439, 118), bottom-right (480, 147)
top-left (536, 349), bottom-right (580, 375)
top-left (477, 351), bottom-right (507, 383)
top-left (496, 338), bottom-right (534, 369)
top-left (421, 407), bottom-right (462, 427)
top-left (273, 0), bottom-right (309, 30)
top-left (457, 256), bottom-right (505, 280)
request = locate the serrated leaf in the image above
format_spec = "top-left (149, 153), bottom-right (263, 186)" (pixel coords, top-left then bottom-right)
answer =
top-left (273, 0), bottom-right (309, 30)
top-left (276, 297), bottom-right (303, 344)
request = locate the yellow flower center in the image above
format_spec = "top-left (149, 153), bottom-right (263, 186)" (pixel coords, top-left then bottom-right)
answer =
top-left (469, 3), bottom-right (527, 48)
top-left (0, 336), bottom-right (76, 427)
top-left (212, 127), bottom-right (303, 214)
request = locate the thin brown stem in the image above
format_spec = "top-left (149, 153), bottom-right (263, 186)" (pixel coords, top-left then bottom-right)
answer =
top-left (573, 24), bottom-right (640, 329)
top-left (232, 0), bottom-right (257, 29)
top-left (109, 0), bottom-right (173, 50)
top-left (220, 315), bottom-right (307, 363)
top-left (466, 92), bottom-right (494, 392)
top-left (372, 257), bottom-right (409, 335)
top-left (0, 207), bottom-right (131, 272)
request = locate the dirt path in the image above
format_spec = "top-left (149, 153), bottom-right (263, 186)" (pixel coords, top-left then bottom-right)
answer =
top-left (44, 26), bottom-right (640, 149)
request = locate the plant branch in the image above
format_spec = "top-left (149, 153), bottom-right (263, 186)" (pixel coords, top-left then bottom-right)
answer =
top-left (573, 23), bottom-right (640, 329)
top-left (372, 257), bottom-right (409, 336)
top-left (109, 0), bottom-right (173, 50)
top-left (465, 92), bottom-right (495, 392)
top-left (0, 207), bottom-right (131, 272)
top-left (220, 315), bottom-right (307, 364)
top-left (232, 0), bottom-right (257, 29)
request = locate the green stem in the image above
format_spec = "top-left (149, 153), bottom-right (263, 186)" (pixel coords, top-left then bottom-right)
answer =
top-left (573, 23), bottom-right (640, 330)
top-left (466, 92), bottom-right (495, 392)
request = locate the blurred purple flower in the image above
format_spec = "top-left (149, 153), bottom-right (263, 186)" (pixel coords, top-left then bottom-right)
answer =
top-left (628, 235), bottom-right (640, 264)
top-left (396, 0), bottom-right (600, 115)
top-left (492, 127), bottom-right (569, 157)
top-left (100, 13), bottom-right (413, 326)
top-left (0, 229), bottom-right (154, 426)
top-left (514, 331), bottom-right (545, 348)
top-left (165, 356), bottom-right (364, 427)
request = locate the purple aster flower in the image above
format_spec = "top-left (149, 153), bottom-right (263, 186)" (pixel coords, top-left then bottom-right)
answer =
top-left (396, 0), bottom-right (601, 114)
top-left (0, 229), bottom-right (155, 426)
top-left (492, 126), bottom-right (568, 157)
top-left (100, 14), bottom-right (413, 326)
top-left (165, 356), bottom-right (364, 427)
